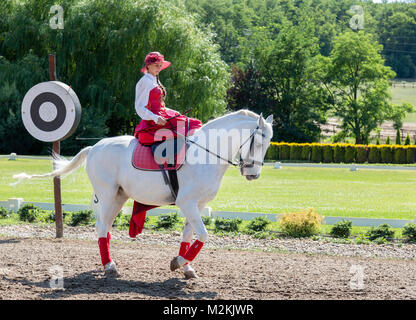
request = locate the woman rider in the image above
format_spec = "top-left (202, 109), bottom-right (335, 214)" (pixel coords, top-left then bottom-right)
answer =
top-left (134, 51), bottom-right (202, 145)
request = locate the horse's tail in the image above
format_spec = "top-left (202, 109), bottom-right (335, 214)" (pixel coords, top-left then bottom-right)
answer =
top-left (11, 146), bottom-right (92, 186)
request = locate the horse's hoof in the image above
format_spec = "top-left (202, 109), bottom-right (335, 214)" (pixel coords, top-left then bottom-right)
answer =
top-left (170, 256), bottom-right (181, 271)
top-left (184, 270), bottom-right (198, 279)
top-left (104, 261), bottom-right (119, 277)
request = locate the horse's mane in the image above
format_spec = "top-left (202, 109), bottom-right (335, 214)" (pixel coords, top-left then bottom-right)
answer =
top-left (201, 109), bottom-right (259, 129)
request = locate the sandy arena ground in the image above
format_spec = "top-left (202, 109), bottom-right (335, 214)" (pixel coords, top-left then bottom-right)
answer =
top-left (1, 231), bottom-right (416, 300)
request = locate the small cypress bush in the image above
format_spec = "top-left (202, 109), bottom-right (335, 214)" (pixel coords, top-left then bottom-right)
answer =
top-left (202, 216), bottom-right (212, 226)
top-left (385, 136), bottom-right (391, 145)
top-left (247, 217), bottom-right (271, 233)
top-left (70, 210), bottom-right (95, 226)
top-left (366, 224), bottom-right (395, 241)
top-left (330, 220), bottom-right (352, 238)
top-left (402, 223), bottom-right (416, 243)
top-left (395, 129), bottom-right (401, 145)
top-left (17, 204), bottom-right (39, 223)
top-left (155, 212), bottom-right (180, 230)
top-left (214, 217), bottom-right (242, 233)
top-left (0, 207), bottom-right (10, 218)
top-left (404, 133), bottom-right (411, 145)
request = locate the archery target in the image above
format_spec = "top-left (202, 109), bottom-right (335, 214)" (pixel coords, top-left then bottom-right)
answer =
top-left (21, 81), bottom-right (81, 142)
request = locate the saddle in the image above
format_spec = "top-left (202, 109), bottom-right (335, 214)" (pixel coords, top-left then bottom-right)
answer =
top-left (129, 138), bottom-right (186, 238)
top-left (132, 137), bottom-right (187, 201)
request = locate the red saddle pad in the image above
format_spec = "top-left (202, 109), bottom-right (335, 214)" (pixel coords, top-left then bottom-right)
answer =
top-left (132, 141), bottom-right (185, 171)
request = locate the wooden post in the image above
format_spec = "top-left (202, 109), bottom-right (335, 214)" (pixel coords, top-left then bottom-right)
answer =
top-left (49, 54), bottom-right (63, 238)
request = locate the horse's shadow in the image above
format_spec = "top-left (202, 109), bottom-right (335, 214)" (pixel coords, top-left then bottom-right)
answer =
top-left (3, 269), bottom-right (217, 299)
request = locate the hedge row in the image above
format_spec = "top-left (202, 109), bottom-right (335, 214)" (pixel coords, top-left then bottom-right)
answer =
top-left (265, 142), bottom-right (416, 164)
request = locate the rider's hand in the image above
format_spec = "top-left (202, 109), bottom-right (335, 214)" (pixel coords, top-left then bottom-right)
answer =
top-left (157, 116), bottom-right (167, 126)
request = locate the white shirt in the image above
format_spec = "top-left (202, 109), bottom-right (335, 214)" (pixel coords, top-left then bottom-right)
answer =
top-left (135, 73), bottom-right (160, 123)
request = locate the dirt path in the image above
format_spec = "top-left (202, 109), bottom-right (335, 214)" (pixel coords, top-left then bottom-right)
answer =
top-left (1, 236), bottom-right (416, 300)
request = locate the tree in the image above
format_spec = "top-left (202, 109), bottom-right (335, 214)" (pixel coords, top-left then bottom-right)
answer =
top-left (322, 31), bottom-right (396, 144)
top-left (0, 0), bottom-right (229, 154)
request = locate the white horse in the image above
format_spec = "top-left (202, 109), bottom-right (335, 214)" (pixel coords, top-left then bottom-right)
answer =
top-left (13, 110), bottom-right (273, 278)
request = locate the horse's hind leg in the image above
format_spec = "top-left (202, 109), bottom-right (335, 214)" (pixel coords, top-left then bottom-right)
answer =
top-left (94, 186), bottom-right (128, 276)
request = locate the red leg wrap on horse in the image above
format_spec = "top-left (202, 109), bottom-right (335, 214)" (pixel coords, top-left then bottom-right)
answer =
top-left (182, 240), bottom-right (204, 262)
top-left (98, 233), bottom-right (111, 267)
top-left (179, 242), bottom-right (190, 265)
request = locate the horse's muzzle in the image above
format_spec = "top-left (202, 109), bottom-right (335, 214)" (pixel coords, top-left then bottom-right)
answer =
top-left (245, 174), bottom-right (260, 181)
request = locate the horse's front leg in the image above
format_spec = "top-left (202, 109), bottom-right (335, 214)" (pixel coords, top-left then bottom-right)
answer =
top-left (171, 201), bottom-right (208, 274)
top-left (179, 219), bottom-right (197, 279)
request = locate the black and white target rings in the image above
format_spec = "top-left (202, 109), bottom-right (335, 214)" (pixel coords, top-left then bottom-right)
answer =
top-left (21, 81), bottom-right (81, 142)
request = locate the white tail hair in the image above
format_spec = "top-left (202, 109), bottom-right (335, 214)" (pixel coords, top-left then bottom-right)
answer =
top-left (11, 146), bottom-right (92, 186)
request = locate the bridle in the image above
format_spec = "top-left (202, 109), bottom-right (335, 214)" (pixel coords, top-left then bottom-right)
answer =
top-left (155, 110), bottom-right (267, 170)
top-left (186, 125), bottom-right (266, 169)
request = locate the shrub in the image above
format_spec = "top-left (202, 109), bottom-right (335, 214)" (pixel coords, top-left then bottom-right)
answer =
top-left (113, 212), bottom-right (130, 228)
top-left (311, 145), bottom-right (322, 162)
top-left (154, 212), bottom-right (180, 230)
top-left (214, 217), bottom-right (242, 233)
top-left (393, 147), bottom-right (406, 164)
top-left (402, 223), bottom-right (416, 243)
top-left (380, 146), bottom-right (393, 163)
top-left (322, 145), bottom-right (333, 163)
top-left (356, 146), bottom-right (367, 163)
top-left (334, 145), bottom-right (345, 163)
top-left (368, 146), bottom-right (381, 163)
top-left (279, 208), bottom-right (323, 238)
top-left (265, 144), bottom-right (278, 160)
top-left (290, 145), bottom-right (302, 161)
top-left (247, 216), bottom-right (271, 233)
top-left (202, 216), bottom-right (212, 226)
top-left (0, 207), bottom-right (10, 218)
top-left (17, 203), bottom-right (40, 223)
top-left (366, 224), bottom-right (395, 241)
top-left (344, 146), bottom-right (356, 163)
top-left (330, 220), bottom-right (352, 238)
top-left (301, 145), bottom-right (311, 161)
top-left (385, 136), bottom-right (391, 145)
top-left (70, 210), bottom-right (95, 226)
top-left (406, 148), bottom-right (415, 163)
top-left (281, 145), bottom-right (290, 160)
top-left (395, 129), bottom-right (401, 145)
top-left (405, 133), bottom-right (411, 145)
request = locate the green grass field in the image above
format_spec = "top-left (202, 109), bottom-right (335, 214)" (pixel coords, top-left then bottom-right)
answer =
top-left (2, 158), bottom-right (416, 220)
top-left (391, 84), bottom-right (416, 123)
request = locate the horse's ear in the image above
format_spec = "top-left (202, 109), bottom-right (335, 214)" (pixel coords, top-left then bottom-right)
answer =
top-left (265, 114), bottom-right (273, 124)
top-left (258, 113), bottom-right (265, 128)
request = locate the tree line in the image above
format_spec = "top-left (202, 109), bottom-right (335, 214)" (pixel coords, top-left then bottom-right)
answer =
top-left (0, 0), bottom-right (415, 154)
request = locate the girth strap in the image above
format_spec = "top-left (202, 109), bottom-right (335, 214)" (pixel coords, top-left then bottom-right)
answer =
top-left (159, 164), bottom-right (178, 201)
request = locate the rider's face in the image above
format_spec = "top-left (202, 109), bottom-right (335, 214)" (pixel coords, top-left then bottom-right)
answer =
top-left (147, 62), bottom-right (164, 76)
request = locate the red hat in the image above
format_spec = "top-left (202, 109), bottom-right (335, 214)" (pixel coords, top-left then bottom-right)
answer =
top-left (140, 52), bottom-right (171, 73)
